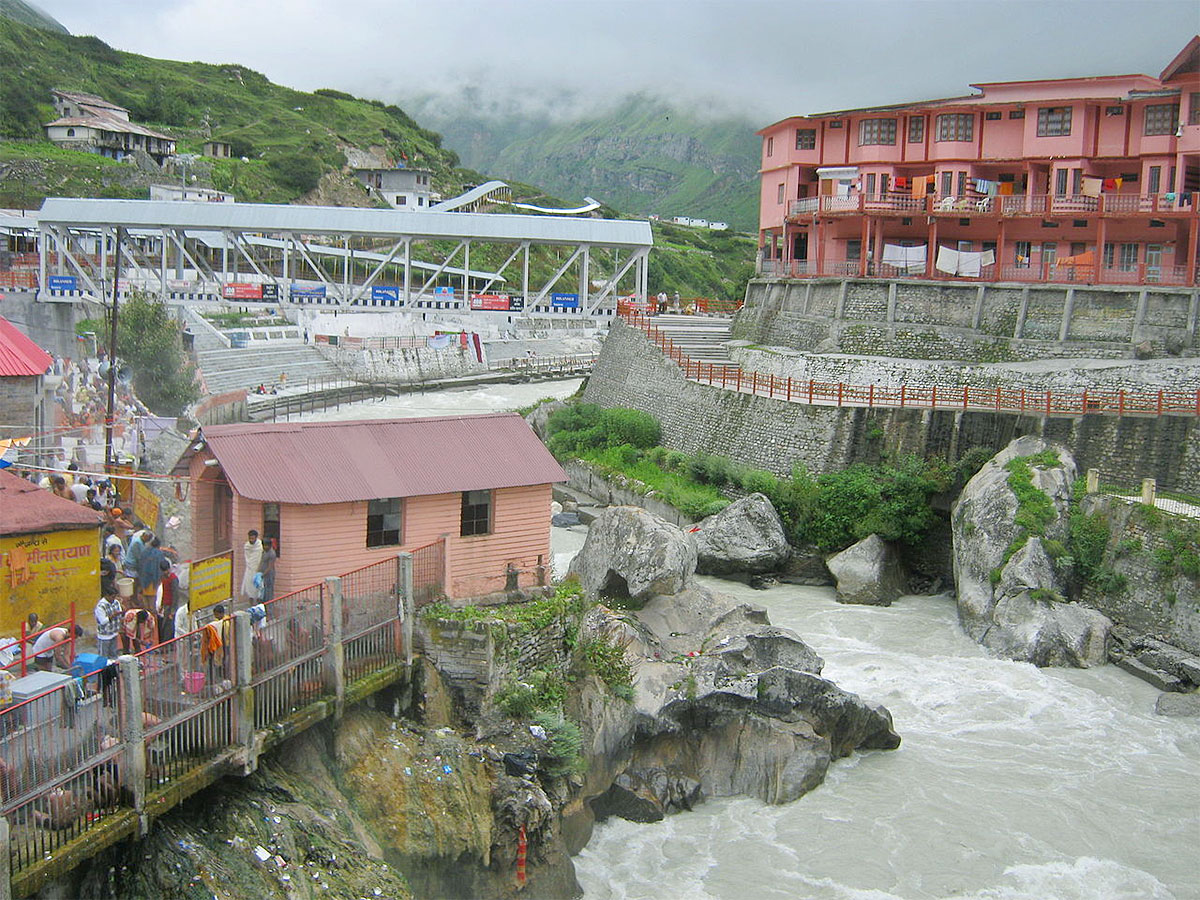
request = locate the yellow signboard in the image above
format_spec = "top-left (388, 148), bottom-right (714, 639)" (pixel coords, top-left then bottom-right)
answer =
top-left (189, 551), bottom-right (233, 612)
top-left (132, 481), bottom-right (161, 531)
top-left (0, 528), bottom-right (99, 636)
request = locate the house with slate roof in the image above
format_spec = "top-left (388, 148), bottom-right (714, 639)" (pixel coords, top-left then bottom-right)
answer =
top-left (175, 414), bottom-right (567, 600)
top-left (45, 90), bottom-right (176, 165)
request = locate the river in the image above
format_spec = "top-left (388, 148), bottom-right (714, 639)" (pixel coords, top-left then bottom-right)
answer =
top-left (571, 570), bottom-right (1200, 900)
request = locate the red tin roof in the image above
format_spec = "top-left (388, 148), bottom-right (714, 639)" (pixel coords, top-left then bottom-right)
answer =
top-left (191, 414), bottom-right (567, 505)
top-left (0, 317), bottom-right (52, 378)
top-left (0, 469), bottom-right (105, 536)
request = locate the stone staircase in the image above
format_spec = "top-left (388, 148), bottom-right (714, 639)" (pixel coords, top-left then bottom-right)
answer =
top-left (196, 343), bottom-right (344, 395)
top-left (648, 314), bottom-right (734, 363)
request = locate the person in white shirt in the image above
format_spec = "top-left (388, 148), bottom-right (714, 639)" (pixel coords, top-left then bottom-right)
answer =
top-left (31, 625), bottom-right (83, 671)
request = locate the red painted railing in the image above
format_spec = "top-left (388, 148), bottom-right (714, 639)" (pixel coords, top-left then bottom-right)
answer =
top-left (620, 312), bottom-right (1199, 418)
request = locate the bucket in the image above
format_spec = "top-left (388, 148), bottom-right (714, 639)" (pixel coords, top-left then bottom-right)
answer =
top-left (183, 672), bottom-right (206, 695)
top-left (116, 577), bottom-right (134, 599)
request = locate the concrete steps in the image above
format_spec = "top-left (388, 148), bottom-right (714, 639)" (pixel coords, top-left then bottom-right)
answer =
top-left (648, 314), bottom-right (734, 363)
top-left (197, 344), bottom-right (343, 395)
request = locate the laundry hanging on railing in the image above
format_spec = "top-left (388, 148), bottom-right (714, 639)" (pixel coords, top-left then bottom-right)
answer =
top-left (936, 246), bottom-right (988, 277)
top-left (912, 175), bottom-right (935, 199)
top-left (1102, 177), bottom-right (1124, 191)
top-left (882, 243), bottom-right (928, 273)
top-left (973, 178), bottom-right (998, 196)
top-left (1081, 177), bottom-right (1103, 198)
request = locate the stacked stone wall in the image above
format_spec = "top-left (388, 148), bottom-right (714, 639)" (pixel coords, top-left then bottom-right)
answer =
top-left (735, 278), bottom-right (1198, 361)
top-left (583, 321), bottom-right (1198, 492)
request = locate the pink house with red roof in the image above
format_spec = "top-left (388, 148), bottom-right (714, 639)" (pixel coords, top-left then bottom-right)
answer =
top-left (176, 414), bottom-right (566, 600)
top-left (0, 316), bottom-right (52, 460)
top-left (757, 37), bottom-right (1200, 285)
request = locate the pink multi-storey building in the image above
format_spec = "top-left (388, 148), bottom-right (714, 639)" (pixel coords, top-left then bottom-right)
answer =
top-left (757, 37), bottom-right (1200, 286)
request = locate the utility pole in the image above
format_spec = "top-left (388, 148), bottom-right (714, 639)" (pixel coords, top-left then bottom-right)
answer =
top-left (104, 227), bottom-right (121, 473)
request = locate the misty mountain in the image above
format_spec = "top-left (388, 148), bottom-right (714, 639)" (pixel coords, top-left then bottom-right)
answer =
top-left (410, 92), bottom-right (761, 232)
top-left (0, 0), bottom-right (66, 33)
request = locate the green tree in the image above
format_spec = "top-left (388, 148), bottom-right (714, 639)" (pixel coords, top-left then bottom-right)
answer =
top-left (112, 292), bottom-right (200, 415)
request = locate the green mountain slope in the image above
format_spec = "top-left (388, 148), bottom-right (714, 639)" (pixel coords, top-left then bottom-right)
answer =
top-left (0, 16), bottom-right (464, 203)
top-left (0, 0), bottom-right (66, 33)
top-left (415, 94), bottom-right (761, 233)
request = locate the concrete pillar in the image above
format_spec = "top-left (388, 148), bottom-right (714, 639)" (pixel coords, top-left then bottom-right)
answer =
top-left (398, 552), bottom-right (414, 667)
top-left (835, 280), bottom-right (848, 319)
top-left (1188, 290), bottom-right (1199, 341)
top-left (1141, 478), bottom-right (1157, 506)
top-left (324, 576), bottom-right (345, 720)
top-left (1132, 289), bottom-right (1149, 343)
top-left (972, 285), bottom-right (987, 330)
top-left (1015, 287), bottom-right (1030, 339)
top-left (1086, 468), bottom-right (1100, 494)
top-left (1059, 287), bottom-right (1075, 342)
top-left (887, 282), bottom-right (897, 324)
top-left (117, 655), bottom-right (147, 833)
top-left (232, 611), bottom-right (257, 773)
top-left (803, 281), bottom-right (813, 314)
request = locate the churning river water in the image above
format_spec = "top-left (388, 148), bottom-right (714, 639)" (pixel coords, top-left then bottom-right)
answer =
top-left (569, 571), bottom-right (1200, 900)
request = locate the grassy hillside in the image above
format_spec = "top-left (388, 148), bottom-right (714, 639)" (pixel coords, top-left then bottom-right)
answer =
top-left (0, 0), bottom-right (65, 33)
top-left (413, 93), bottom-right (761, 233)
top-left (0, 16), bottom-right (466, 203)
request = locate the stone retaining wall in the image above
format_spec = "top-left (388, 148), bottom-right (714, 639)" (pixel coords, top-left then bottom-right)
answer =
top-left (318, 344), bottom-right (487, 383)
top-left (736, 278), bottom-right (1199, 361)
top-left (564, 459), bottom-right (696, 527)
top-left (584, 320), bottom-right (1198, 492)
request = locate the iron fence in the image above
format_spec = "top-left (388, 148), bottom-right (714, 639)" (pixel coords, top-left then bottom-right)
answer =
top-left (411, 539), bottom-right (446, 609)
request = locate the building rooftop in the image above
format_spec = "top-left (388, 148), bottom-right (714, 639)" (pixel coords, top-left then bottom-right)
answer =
top-left (0, 470), bottom-right (104, 536)
top-left (51, 89), bottom-right (129, 114)
top-left (0, 316), bottom-right (52, 378)
top-left (183, 413), bottom-right (567, 504)
top-left (44, 114), bottom-right (174, 141)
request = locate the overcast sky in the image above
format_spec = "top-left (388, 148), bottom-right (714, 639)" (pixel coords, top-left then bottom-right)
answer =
top-left (32, 0), bottom-right (1199, 123)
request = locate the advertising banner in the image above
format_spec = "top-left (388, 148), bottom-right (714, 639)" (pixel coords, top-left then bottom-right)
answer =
top-left (289, 284), bottom-right (327, 299)
top-left (470, 294), bottom-right (511, 311)
top-left (188, 551), bottom-right (233, 612)
top-left (0, 529), bottom-right (99, 634)
top-left (259, 282), bottom-right (280, 301)
top-left (47, 275), bottom-right (77, 291)
top-left (132, 481), bottom-right (161, 531)
top-left (551, 293), bottom-right (579, 309)
top-left (222, 282), bottom-right (263, 300)
top-left (434, 286), bottom-right (455, 298)
top-left (372, 286), bottom-right (400, 303)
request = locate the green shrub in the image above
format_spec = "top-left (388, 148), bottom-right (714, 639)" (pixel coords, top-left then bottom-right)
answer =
top-left (495, 668), bottom-right (567, 718)
top-left (1068, 511), bottom-right (1110, 580)
top-left (579, 637), bottom-right (635, 701)
top-left (954, 446), bottom-right (995, 486)
top-left (533, 711), bottom-right (585, 777)
top-left (599, 408), bottom-right (661, 449)
top-left (265, 150), bottom-right (323, 194)
top-left (741, 469), bottom-right (780, 496)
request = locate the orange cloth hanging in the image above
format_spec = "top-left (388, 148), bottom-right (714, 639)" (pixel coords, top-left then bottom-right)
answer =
top-left (998, 182), bottom-right (1015, 196)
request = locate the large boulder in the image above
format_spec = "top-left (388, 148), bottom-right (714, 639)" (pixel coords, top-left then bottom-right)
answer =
top-left (523, 399), bottom-right (567, 441)
top-left (569, 506), bottom-right (696, 603)
top-left (950, 437), bottom-right (1113, 667)
top-left (692, 493), bottom-right (791, 575)
top-left (826, 534), bottom-right (906, 606)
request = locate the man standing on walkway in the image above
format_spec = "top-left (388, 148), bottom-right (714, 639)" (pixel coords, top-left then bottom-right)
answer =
top-left (241, 530), bottom-right (263, 603)
top-left (95, 590), bottom-right (122, 659)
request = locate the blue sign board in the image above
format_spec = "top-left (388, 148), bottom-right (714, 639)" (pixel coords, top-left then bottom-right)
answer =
top-left (372, 286), bottom-right (400, 303)
top-left (48, 275), bottom-right (77, 291)
top-left (551, 293), bottom-right (579, 309)
top-left (289, 284), bottom-right (326, 299)
top-left (434, 286), bottom-right (455, 298)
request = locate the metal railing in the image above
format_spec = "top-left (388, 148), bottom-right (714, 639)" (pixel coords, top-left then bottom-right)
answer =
top-left (622, 311), bottom-right (1199, 419)
top-left (0, 542), bottom-right (442, 887)
top-left (786, 191), bottom-right (1197, 219)
top-left (1092, 471), bottom-right (1200, 520)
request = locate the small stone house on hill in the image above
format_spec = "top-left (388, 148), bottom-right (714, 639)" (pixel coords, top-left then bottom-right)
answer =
top-left (177, 414), bottom-right (566, 599)
top-left (45, 90), bottom-right (176, 165)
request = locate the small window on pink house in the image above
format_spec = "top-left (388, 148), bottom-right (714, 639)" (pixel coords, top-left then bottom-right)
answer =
top-left (367, 498), bottom-right (402, 548)
top-left (936, 113), bottom-right (973, 142)
top-left (461, 490), bottom-right (492, 537)
top-left (796, 128), bottom-right (816, 150)
top-left (1037, 107), bottom-right (1072, 137)
top-left (1143, 104), bottom-right (1179, 136)
top-left (766, 136), bottom-right (774, 157)
top-left (907, 117), bottom-right (924, 143)
top-left (777, 183), bottom-right (785, 204)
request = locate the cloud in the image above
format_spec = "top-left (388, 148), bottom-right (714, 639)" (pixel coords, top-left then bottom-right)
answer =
top-left (34, 0), bottom-right (1199, 123)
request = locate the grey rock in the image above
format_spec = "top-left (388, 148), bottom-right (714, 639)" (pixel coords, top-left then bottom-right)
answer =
top-left (826, 534), bottom-right (906, 606)
top-left (523, 399), bottom-right (568, 441)
top-left (569, 506), bottom-right (696, 603)
top-left (551, 512), bottom-right (581, 527)
top-left (591, 772), bottom-right (664, 823)
top-left (1155, 691), bottom-right (1200, 716)
top-left (1117, 656), bottom-right (1185, 692)
top-left (693, 493), bottom-right (790, 575)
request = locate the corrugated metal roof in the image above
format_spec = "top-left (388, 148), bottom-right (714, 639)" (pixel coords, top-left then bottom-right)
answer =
top-left (0, 316), bottom-right (52, 378)
top-left (0, 470), bottom-right (105, 536)
top-left (194, 413), bottom-right (566, 505)
top-left (38, 198), bottom-right (654, 248)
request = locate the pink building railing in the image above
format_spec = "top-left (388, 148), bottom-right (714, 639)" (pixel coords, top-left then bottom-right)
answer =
top-left (787, 192), bottom-right (1197, 219)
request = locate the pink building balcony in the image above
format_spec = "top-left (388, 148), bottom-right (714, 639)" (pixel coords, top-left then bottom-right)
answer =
top-left (788, 193), bottom-right (1198, 220)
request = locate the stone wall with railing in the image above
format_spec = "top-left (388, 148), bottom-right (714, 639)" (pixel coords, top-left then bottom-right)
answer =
top-left (736, 278), bottom-right (1198, 361)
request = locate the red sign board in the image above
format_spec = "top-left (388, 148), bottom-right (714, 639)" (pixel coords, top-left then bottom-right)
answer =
top-left (222, 282), bottom-right (263, 300)
top-left (469, 294), bottom-right (510, 311)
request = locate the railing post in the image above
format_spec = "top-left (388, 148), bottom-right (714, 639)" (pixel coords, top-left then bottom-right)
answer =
top-left (837, 382), bottom-right (844, 406)
top-left (787, 377), bottom-right (792, 402)
top-left (397, 552), bottom-right (414, 667)
top-left (1119, 389), bottom-right (1126, 417)
top-left (1141, 478), bottom-right (1157, 506)
top-left (868, 384), bottom-right (874, 407)
top-left (324, 576), bottom-right (345, 720)
top-left (1157, 390), bottom-right (1163, 415)
top-left (232, 610), bottom-right (257, 773)
top-left (117, 655), bottom-right (148, 833)
top-left (962, 385), bottom-right (969, 410)
top-left (0, 817), bottom-right (9, 900)
top-left (1086, 468), bottom-right (1100, 494)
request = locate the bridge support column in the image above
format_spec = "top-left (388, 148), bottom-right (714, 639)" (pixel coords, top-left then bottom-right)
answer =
top-left (117, 655), bottom-right (148, 835)
top-left (324, 576), bottom-right (345, 720)
top-left (398, 553), bottom-right (414, 667)
top-left (232, 611), bottom-right (258, 774)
